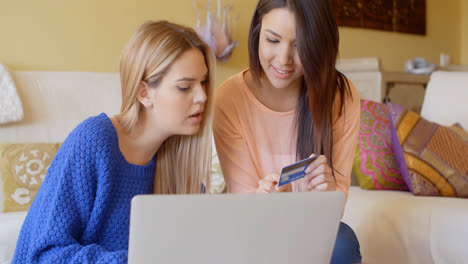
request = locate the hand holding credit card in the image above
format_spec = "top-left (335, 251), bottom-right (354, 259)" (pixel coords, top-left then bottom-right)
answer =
top-left (277, 156), bottom-right (318, 187)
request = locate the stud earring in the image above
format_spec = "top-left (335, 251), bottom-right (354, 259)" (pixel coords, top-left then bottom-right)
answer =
top-left (147, 102), bottom-right (153, 108)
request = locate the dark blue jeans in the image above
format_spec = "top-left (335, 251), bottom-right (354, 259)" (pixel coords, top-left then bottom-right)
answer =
top-left (330, 222), bottom-right (362, 264)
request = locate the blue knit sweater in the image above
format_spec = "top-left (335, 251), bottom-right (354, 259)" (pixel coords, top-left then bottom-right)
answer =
top-left (13, 113), bottom-right (156, 264)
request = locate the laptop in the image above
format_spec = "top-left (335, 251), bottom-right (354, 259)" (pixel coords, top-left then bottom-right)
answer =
top-left (128, 191), bottom-right (345, 264)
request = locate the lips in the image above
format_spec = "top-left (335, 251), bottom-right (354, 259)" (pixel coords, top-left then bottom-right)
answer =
top-left (271, 65), bottom-right (293, 79)
top-left (189, 109), bottom-right (204, 118)
top-left (190, 112), bottom-right (202, 118)
top-left (273, 66), bottom-right (293, 74)
top-left (190, 109), bottom-right (203, 117)
top-left (189, 110), bottom-right (203, 124)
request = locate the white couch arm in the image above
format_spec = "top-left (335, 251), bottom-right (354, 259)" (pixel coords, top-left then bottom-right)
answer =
top-left (0, 211), bottom-right (27, 264)
top-left (421, 71), bottom-right (468, 128)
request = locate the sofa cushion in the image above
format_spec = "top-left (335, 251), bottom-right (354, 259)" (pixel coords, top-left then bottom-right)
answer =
top-left (343, 186), bottom-right (468, 264)
top-left (0, 143), bottom-right (61, 212)
top-left (389, 102), bottom-right (468, 197)
top-left (0, 211), bottom-right (27, 263)
top-left (1, 71), bottom-right (121, 143)
top-left (352, 100), bottom-right (408, 190)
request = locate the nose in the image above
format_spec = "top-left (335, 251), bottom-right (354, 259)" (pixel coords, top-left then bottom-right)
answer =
top-left (278, 44), bottom-right (294, 66)
top-left (193, 84), bottom-right (207, 104)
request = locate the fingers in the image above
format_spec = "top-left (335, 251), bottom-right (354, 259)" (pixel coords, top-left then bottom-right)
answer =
top-left (264, 173), bottom-right (280, 183)
top-left (256, 173), bottom-right (279, 193)
top-left (307, 163), bottom-right (332, 180)
top-left (275, 183), bottom-right (289, 192)
top-left (257, 179), bottom-right (275, 193)
top-left (307, 175), bottom-right (336, 191)
top-left (266, 173), bottom-right (291, 192)
top-left (305, 155), bottom-right (327, 175)
top-left (303, 155), bottom-right (336, 191)
top-left (257, 173), bottom-right (291, 193)
top-left (313, 181), bottom-right (336, 191)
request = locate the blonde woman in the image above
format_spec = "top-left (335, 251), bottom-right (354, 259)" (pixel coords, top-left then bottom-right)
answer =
top-left (13, 20), bottom-right (215, 263)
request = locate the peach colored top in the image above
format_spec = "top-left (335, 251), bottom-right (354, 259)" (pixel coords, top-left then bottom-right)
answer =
top-left (213, 69), bottom-right (360, 201)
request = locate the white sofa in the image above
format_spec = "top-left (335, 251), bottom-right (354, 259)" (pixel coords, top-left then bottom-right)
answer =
top-left (1, 70), bottom-right (467, 264)
top-left (420, 71), bottom-right (468, 128)
top-left (343, 71), bottom-right (468, 264)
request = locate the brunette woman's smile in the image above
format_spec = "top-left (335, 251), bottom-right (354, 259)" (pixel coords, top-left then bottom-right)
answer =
top-left (271, 65), bottom-right (294, 79)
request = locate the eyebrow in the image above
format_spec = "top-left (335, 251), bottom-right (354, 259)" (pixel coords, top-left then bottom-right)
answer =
top-left (265, 29), bottom-right (281, 38)
top-left (175, 72), bottom-right (208, 82)
top-left (175, 77), bottom-right (196, 82)
top-left (265, 29), bottom-right (296, 42)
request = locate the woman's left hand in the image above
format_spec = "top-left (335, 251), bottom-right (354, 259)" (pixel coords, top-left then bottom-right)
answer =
top-left (302, 154), bottom-right (336, 192)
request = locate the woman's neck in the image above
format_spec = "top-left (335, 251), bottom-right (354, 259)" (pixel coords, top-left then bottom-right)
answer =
top-left (244, 70), bottom-right (301, 112)
top-left (110, 115), bottom-right (167, 166)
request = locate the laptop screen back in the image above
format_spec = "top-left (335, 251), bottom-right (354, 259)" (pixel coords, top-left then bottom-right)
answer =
top-left (128, 191), bottom-right (344, 264)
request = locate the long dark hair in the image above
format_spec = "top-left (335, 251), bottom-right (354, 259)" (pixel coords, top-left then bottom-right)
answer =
top-left (248, 0), bottom-right (351, 176)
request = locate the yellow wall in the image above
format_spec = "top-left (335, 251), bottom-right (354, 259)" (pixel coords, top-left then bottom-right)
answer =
top-left (0, 0), bottom-right (462, 86)
top-left (462, 0), bottom-right (468, 64)
top-left (339, 0), bottom-right (461, 70)
top-left (0, 0), bottom-right (257, 87)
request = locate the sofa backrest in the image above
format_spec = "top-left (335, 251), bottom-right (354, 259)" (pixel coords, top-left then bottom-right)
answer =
top-left (421, 71), bottom-right (468, 129)
top-left (0, 71), bottom-right (226, 199)
top-left (0, 71), bottom-right (121, 142)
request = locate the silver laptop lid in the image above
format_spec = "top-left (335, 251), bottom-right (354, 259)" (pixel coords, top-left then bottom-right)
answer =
top-left (128, 191), bottom-right (345, 264)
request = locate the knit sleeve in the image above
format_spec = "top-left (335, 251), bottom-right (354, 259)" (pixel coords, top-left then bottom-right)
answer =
top-left (12, 122), bottom-right (127, 264)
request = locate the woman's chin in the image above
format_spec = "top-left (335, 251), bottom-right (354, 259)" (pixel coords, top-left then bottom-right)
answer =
top-left (178, 125), bottom-right (201, 136)
top-left (268, 78), bottom-right (294, 90)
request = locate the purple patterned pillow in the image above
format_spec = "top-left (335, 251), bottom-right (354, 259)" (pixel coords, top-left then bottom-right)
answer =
top-left (352, 100), bottom-right (408, 190)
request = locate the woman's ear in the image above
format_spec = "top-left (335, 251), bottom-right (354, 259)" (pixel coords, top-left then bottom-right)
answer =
top-left (136, 81), bottom-right (153, 108)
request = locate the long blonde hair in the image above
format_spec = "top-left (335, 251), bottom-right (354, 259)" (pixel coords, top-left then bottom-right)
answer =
top-left (116, 20), bottom-right (215, 194)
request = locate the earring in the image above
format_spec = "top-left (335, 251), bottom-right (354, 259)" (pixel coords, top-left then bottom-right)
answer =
top-left (147, 102), bottom-right (153, 108)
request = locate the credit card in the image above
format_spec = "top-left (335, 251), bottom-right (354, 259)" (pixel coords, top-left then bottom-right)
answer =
top-left (277, 156), bottom-right (317, 187)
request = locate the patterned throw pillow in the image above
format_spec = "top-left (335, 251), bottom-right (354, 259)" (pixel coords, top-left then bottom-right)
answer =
top-left (352, 100), bottom-right (408, 190)
top-left (388, 102), bottom-right (468, 197)
top-left (0, 143), bottom-right (61, 212)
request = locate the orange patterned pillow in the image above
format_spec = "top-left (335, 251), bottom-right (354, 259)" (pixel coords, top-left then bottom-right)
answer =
top-left (389, 103), bottom-right (468, 197)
